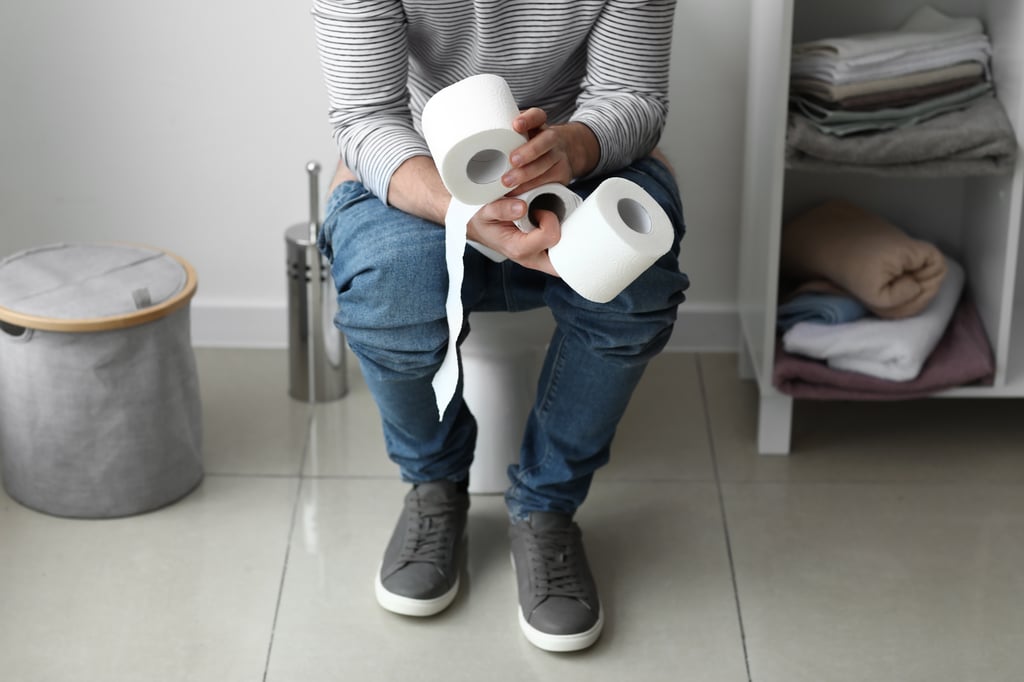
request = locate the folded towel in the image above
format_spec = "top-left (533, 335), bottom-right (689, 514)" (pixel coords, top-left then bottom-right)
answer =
top-left (791, 6), bottom-right (989, 84)
top-left (782, 259), bottom-right (963, 381)
top-left (781, 200), bottom-right (947, 319)
top-left (792, 6), bottom-right (983, 62)
top-left (790, 61), bottom-right (985, 103)
top-left (786, 94), bottom-right (1018, 176)
top-left (792, 37), bottom-right (990, 85)
top-left (777, 293), bottom-right (868, 332)
top-left (812, 73), bottom-right (986, 112)
top-left (790, 81), bottom-right (992, 137)
top-left (772, 289), bottom-right (994, 399)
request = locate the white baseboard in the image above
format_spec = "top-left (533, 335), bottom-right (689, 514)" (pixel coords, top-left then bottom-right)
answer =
top-left (190, 300), bottom-right (739, 352)
top-left (191, 301), bottom-right (289, 349)
top-left (664, 302), bottom-right (740, 352)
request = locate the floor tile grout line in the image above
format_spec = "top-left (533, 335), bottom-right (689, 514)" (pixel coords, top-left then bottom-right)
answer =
top-left (204, 472), bottom-right (304, 480)
top-left (261, 409), bottom-right (314, 682)
top-left (205, 470), bottom-right (1024, 489)
top-left (696, 354), bottom-right (754, 682)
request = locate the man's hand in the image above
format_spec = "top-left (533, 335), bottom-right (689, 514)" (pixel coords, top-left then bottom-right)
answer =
top-left (467, 200), bottom-right (561, 276)
top-left (501, 108), bottom-right (600, 194)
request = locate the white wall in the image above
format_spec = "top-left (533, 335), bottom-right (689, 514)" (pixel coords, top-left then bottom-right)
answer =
top-left (0, 0), bottom-right (749, 350)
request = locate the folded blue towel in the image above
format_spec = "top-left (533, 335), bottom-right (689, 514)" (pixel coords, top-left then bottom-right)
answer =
top-left (777, 292), bottom-right (867, 332)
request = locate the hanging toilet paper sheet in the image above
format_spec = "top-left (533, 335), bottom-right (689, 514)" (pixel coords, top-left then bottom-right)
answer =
top-left (423, 74), bottom-right (674, 418)
top-left (432, 199), bottom-right (476, 418)
top-left (425, 74), bottom-right (525, 416)
top-left (434, 183), bottom-right (583, 415)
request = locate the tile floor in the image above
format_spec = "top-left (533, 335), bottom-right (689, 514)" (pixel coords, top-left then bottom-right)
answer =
top-left (2, 349), bottom-right (1024, 681)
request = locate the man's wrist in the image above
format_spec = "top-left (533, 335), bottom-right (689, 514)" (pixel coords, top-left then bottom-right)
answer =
top-left (560, 122), bottom-right (600, 180)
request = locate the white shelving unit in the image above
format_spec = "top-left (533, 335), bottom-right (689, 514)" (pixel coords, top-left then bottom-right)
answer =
top-left (738, 0), bottom-right (1024, 454)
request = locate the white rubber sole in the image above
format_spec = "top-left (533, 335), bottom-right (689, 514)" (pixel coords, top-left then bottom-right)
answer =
top-left (510, 552), bottom-right (604, 652)
top-left (517, 605), bottom-right (604, 652)
top-left (374, 563), bottom-right (459, 617)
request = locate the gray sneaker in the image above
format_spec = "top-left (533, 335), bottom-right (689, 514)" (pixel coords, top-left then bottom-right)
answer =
top-left (509, 512), bottom-right (604, 652)
top-left (375, 480), bottom-right (469, 617)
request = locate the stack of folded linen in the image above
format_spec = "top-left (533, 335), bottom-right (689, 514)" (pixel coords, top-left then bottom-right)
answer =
top-left (772, 294), bottom-right (994, 400)
top-left (773, 200), bottom-right (994, 397)
top-left (785, 5), bottom-right (1017, 176)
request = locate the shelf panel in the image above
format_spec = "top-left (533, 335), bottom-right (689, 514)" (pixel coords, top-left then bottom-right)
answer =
top-left (738, 0), bottom-right (794, 392)
top-left (793, 0), bottom-right (1000, 43)
top-left (1003, 221), bottom-right (1024, 392)
top-left (934, 382), bottom-right (1024, 398)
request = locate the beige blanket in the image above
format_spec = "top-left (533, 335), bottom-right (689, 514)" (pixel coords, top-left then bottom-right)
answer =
top-left (780, 200), bottom-right (947, 318)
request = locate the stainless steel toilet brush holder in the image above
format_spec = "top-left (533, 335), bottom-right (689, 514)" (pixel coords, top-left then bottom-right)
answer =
top-left (285, 162), bottom-right (347, 402)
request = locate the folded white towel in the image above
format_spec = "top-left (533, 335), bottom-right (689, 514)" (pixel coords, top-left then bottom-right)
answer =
top-left (791, 6), bottom-right (990, 84)
top-left (793, 6), bottom-right (982, 61)
top-left (792, 40), bottom-right (990, 85)
top-left (782, 258), bottom-right (965, 382)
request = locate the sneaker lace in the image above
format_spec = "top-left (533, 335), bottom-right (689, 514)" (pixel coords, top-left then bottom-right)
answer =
top-left (397, 499), bottom-right (461, 567)
top-left (527, 526), bottom-right (590, 602)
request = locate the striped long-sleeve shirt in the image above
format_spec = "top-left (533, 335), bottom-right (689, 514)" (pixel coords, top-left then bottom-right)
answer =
top-left (311, 0), bottom-right (676, 204)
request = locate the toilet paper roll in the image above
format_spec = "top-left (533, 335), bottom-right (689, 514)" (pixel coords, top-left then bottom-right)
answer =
top-left (421, 74), bottom-right (527, 206)
top-left (512, 183), bottom-right (584, 233)
top-left (468, 240), bottom-right (507, 263)
top-left (549, 177), bottom-right (674, 304)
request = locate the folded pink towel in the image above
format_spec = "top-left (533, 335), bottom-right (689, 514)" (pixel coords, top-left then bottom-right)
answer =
top-left (773, 293), bottom-right (993, 400)
top-left (781, 200), bottom-right (947, 318)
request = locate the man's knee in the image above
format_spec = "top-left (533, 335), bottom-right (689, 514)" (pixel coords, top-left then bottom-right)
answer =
top-left (548, 254), bottom-right (688, 364)
top-left (322, 183), bottom-right (452, 380)
top-left (345, 321), bottom-right (449, 382)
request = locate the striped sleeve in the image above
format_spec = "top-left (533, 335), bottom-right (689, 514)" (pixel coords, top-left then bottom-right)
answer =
top-left (311, 0), bottom-right (429, 203)
top-left (571, 0), bottom-right (676, 175)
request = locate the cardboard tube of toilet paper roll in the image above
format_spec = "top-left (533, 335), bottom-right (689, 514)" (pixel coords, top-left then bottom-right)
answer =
top-left (548, 177), bottom-right (674, 303)
top-left (421, 74), bottom-right (527, 206)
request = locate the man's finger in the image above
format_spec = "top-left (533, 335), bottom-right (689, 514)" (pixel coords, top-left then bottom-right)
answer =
top-left (513, 107), bottom-right (548, 134)
top-left (521, 208), bottom-right (562, 246)
top-left (478, 198), bottom-right (527, 223)
top-left (508, 131), bottom-right (556, 170)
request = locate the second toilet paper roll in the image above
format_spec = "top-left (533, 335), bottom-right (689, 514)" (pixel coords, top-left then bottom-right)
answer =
top-left (465, 183), bottom-right (584, 263)
top-left (512, 183), bottom-right (583, 233)
top-left (549, 177), bottom-right (674, 303)
top-left (421, 74), bottom-right (527, 206)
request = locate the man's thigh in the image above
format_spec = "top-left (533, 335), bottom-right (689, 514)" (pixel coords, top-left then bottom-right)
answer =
top-left (320, 181), bottom-right (448, 334)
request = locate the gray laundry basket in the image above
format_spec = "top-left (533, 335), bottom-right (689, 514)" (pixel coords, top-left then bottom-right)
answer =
top-left (0, 243), bottom-right (203, 518)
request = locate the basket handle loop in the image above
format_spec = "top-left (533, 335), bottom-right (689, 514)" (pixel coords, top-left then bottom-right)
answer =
top-left (0, 320), bottom-right (31, 340)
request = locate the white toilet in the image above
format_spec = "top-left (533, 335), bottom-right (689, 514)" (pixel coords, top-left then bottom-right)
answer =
top-left (461, 308), bottom-right (554, 494)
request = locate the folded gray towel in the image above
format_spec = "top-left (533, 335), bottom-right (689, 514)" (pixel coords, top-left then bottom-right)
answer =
top-left (786, 94), bottom-right (1018, 177)
top-left (791, 81), bottom-right (992, 136)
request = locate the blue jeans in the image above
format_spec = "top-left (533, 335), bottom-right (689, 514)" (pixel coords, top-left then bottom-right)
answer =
top-left (318, 156), bottom-right (689, 521)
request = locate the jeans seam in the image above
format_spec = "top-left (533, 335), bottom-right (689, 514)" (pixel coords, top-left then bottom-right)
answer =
top-left (507, 330), bottom-right (567, 509)
top-left (537, 331), bottom-right (566, 417)
top-left (500, 259), bottom-right (517, 311)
